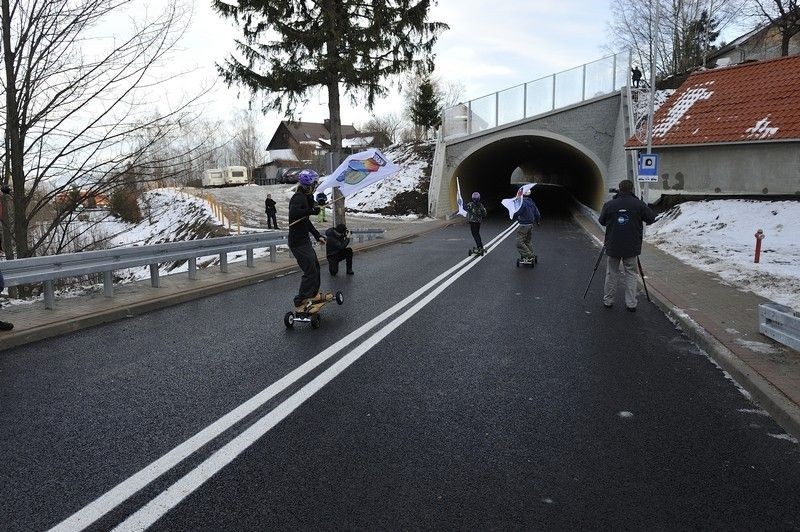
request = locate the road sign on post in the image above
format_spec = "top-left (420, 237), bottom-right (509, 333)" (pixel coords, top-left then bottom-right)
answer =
top-left (637, 153), bottom-right (659, 182)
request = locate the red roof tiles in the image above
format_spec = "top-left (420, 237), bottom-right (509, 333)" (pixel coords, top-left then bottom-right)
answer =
top-left (626, 54), bottom-right (800, 147)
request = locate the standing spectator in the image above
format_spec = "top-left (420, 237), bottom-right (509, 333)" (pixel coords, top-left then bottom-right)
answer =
top-left (598, 179), bottom-right (656, 312)
top-left (512, 188), bottom-right (542, 264)
top-left (315, 191), bottom-right (327, 223)
top-left (0, 184), bottom-right (13, 331)
top-left (325, 224), bottom-right (354, 276)
top-left (631, 66), bottom-right (643, 88)
top-left (264, 193), bottom-right (278, 229)
top-left (465, 191), bottom-right (487, 253)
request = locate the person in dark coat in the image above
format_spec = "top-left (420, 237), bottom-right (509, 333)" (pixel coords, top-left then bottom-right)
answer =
top-left (631, 66), bottom-right (642, 88)
top-left (465, 191), bottom-right (487, 252)
top-left (0, 184), bottom-right (13, 331)
top-left (598, 179), bottom-right (656, 312)
top-left (325, 224), bottom-right (354, 276)
top-left (512, 188), bottom-right (542, 263)
top-left (264, 193), bottom-right (278, 229)
top-left (288, 170), bottom-right (328, 309)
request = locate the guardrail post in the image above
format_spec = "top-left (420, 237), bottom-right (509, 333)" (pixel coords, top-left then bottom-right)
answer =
top-left (523, 83), bottom-right (527, 118)
top-left (44, 280), bottom-right (55, 309)
top-left (467, 101), bottom-right (472, 134)
top-left (219, 252), bottom-right (228, 273)
top-left (269, 245), bottom-right (276, 262)
top-left (103, 271), bottom-right (114, 297)
top-left (495, 91), bottom-right (499, 127)
top-left (551, 75), bottom-right (556, 110)
top-left (246, 248), bottom-right (254, 267)
top-left (582, 64), bottom-right (587, 100)
top-left (612, 53), bottom-right (618, 90)
top-left (150, 264), bottom-right (160, 288)
top-left (188, 257), bottom-right (197, 280)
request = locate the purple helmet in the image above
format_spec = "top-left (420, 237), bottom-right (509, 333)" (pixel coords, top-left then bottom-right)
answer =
top-left (471, 192), bottom-right (481, 201)
top-left (297, 169), bottom-right (319, 186)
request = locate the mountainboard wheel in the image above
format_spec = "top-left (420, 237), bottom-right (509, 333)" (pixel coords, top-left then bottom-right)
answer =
top-left (516, 259), bottom-right (520, 268)
top-left (335, 290), bottom-right (344, 305)
top-left (534, 255), bottom-right (538, 264)
top-left (310, 314), bottom-right (321, 329)
top-left (468, 249), bottom-right (472, 256)
top-left (284, 311), bottom-right (295, 329)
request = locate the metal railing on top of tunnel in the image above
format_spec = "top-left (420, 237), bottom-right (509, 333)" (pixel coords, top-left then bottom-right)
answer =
top-left (441, 51), bottom-right (631, 140)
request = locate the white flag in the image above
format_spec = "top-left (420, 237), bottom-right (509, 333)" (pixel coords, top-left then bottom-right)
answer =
top-left (501, 183), bottom-right (536, 219)
top-left (316, 148), bottom-right (400, 197)
top-left (456, 176), bottom-right (467, 217)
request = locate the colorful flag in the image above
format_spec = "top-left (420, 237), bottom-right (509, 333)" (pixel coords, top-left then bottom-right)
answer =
top-left (316, 148), bottom-right (400, 197)
top-left (456, 176), bottom-right (467, 217)
top-left (501, 183), bottom-right (536, 219)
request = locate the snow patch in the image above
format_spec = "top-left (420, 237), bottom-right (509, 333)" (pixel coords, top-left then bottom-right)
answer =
top-left (744, 116), bottom-right (779, 140)
top-left (653, 84), bottom-right (713, 138)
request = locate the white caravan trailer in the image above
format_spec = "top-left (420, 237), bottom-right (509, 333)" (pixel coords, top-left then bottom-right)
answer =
top-left (202, 169), bottom-right (225, 187)
top-left (223, 166), bottom-right (249, 185)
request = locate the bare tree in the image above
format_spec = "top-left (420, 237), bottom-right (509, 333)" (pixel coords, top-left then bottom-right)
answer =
top-left (607, 0), bottom-right (747, 80)
top-left (230, 110), bottom-right (264, 171)
top-left (0, 0), bottom-right (204, 264)
top-left (359, 113), bottom-right (404, 144)
top-left (748, 0), bottom-right (800, 55)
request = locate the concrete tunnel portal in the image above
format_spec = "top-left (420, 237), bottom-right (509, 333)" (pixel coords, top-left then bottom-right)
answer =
top-left (449, 134), bottom-right (606, 217)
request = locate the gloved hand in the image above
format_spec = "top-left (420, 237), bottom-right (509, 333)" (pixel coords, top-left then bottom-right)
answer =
top-left (1, 185), bottom-right (10, 195)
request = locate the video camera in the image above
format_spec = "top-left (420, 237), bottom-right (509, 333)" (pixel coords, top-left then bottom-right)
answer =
top-left (608, 187), bottom-right (619, 194)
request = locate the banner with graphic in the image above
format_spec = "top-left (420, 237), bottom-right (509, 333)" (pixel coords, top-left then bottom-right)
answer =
top-left (316, 148), bottom-right (400, 197)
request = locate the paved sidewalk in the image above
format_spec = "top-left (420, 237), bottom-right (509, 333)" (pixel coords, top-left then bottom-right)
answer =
top-left (0, 219), bottom-right (449, 353)
top-left (574, 212), bottom-right (800, 441)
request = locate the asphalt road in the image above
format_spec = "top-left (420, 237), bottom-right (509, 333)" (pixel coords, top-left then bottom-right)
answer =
top-left (1, 214), bottom-right (799, 531)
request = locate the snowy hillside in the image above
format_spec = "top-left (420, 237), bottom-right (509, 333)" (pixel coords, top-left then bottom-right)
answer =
top-left (344, 141), bottom-right (434, 214)
top-left (646, 200), bottom-right (800, 310)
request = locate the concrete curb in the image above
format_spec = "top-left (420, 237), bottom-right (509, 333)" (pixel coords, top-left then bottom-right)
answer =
top-left (572, 210), bottom-right (800, 442)
top-left (1, 221), bottom-right (449, 353)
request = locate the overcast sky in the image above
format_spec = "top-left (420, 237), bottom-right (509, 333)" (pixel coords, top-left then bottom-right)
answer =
top-left (162, 1), bottom-right (613, 135)
top-left (163, 1), bottom-right (746, 139)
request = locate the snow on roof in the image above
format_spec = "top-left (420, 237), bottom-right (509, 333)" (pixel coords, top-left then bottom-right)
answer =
top-left (627, 54), bottom-right (800, 148)
top-left (266, 149), bottom-right (299, 161)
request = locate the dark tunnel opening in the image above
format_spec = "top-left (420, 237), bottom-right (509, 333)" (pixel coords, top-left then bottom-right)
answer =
top-left (450, 134), bottom-right (605, 218)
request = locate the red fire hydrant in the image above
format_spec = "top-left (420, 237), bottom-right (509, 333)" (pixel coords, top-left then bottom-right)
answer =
top-left (754, 229), bottom-right (765, 263)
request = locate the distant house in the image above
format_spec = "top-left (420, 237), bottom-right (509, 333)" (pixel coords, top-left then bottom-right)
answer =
top-left (266, 120), bottom-right (359, 163)
top-left (710, 15), bottom-right (800, 67)
top-left (625, 54), bottom-right (800, 200)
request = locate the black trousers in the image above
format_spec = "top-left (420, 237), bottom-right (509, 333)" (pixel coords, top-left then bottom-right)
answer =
top-left (327, 248), bottom-right (353, 275)
top-left (290, 242), bottom-right (320, 305)
top-left (266, 211), bottom-right (278, 229)
top-left (469, 222), bottom-right (483, 248)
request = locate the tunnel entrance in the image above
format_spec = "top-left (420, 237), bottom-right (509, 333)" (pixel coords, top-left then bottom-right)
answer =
top-left (450, 134), bottom-right (605, 216)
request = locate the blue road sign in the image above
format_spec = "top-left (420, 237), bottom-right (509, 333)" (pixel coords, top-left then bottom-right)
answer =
top-left (638, 153), bottom-right (659, 182)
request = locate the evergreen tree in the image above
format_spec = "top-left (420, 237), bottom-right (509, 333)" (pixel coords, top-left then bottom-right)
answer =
top-left (410, 77), bottom-right (441, 138)
top-left (213, 0), bottom-right (447, 156)
top-left (681, 10), bottom-right (721, 69)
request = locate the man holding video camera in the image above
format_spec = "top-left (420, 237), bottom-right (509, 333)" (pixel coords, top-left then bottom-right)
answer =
top-left (325, 224), bottom-right (354, 276)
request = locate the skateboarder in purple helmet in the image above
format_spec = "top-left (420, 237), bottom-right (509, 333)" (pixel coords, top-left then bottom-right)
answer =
top-left (288, 170), bottom-right (328, 309)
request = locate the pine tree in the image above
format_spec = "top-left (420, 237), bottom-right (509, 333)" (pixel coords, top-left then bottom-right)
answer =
top-left (213, 0), bottom-right (447, 156)
top-left (410, 77), bottom-right (441, 138)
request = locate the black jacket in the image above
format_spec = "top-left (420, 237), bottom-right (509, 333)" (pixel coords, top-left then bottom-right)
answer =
top-left (264, 197), bottom-right (276, 214)
top-left (288, 191), bottom-right (321, 247)
top-left (598, 192), bottom-right (656, 258)
top-left (325, 227), bottom-right (350, 256)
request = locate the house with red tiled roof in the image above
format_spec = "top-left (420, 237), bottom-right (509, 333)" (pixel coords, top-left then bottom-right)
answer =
top-left (626, 55), bottom-right (800, 199)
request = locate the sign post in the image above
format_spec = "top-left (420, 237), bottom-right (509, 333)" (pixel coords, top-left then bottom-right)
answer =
top-left (637, 153), bottom-right (659, 183)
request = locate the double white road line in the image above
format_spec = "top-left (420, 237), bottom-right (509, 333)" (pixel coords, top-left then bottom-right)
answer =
top-left (51, 223), bottom-right (520, 531)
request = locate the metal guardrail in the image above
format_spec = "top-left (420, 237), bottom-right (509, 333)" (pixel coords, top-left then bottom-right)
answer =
top-left (759, 303), bottom-right (800, 352)
top-left (2, 229), bottom-right (384, 309)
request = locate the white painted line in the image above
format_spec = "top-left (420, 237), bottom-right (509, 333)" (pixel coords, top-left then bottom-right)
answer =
top-left (49, 223), bottom-right (517, 532)
top-left (113, 222), bottom-right (519, 531)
